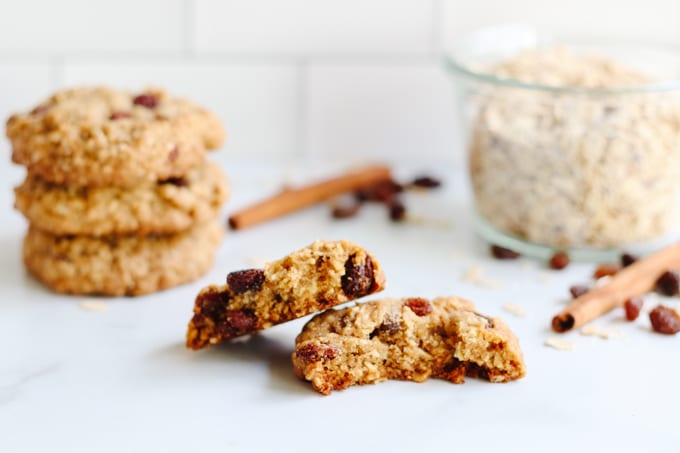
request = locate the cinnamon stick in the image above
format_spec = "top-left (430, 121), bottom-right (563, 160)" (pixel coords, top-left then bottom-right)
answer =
top-left (228, 165), bottom-right (392, 230)
top-left (552, 242), bottom-right (680, 333)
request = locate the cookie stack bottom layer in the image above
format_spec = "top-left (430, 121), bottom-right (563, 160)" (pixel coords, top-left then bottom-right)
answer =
top-left (24, 222), bottom-right (224, 296)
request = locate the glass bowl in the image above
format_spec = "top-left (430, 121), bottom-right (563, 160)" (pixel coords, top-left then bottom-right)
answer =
top-left (445, 24), bottom-right (680, 261)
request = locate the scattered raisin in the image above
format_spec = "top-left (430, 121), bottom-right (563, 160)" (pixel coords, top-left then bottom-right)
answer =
top-left (654, 271), bottom-right (680, 296)
top-left (355, 180), bottom-right (402, 203)
top-left (624, 297), bottom-right (643, 321)
top-left (490, 245), bottom-right (520, 260)
top-left (295, 343), bottom-right (337, 362)
top-left (133, 94), bottom-right (158, 108)
top-left (388, 199), bottom-right (406, 222)
top-left (649, 305), bottom-right (680, 335)
top-left (569, 285), bottom-right (589, 299)
top-left (341, 255), bottom-right (376, 298)
top-left (109, 111), bottom-right (131, 120)
top-left (159, 176), bottom-right (188, 187)
top-left (621, 253), bottom-right (638, 267)
top-left (593, 263), bottom-right (621, 279)
top-left (411, 176), bottom-right (441, 188)
top-left (549, 251), bottom-right (570, 270)
top-left (404, 298), bottom-right (432, 316)
top-left (331, 202), bottom-right (361, 219)
top-left (227, 269), bottom-right (265, 294)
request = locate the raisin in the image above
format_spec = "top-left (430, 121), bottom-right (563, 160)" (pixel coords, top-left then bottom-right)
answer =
top-left (109, 111), bottom-right (130, 120)
top-left (195, 289), bottom-right (230, 320)
top-left (341, 254), bottom-right (376, 298)
top-left (404, 298), bottom-right (432, 316)
top-left (355, 180), bottom-right (402, 203)
top-left (133, 94), bottom-right (158, 108)
top-left (30, 105), bottom-right (49, 115)
top-left (168, 146), bottom-right (179, 162)
top-left (624, 297), bottom-right (643, 321)
top-left (369, 318), bottom-right (400, 339)
top-left (411, 176), bottom-right (441, 188)
top-left (649, 305), bottom-right (680, 335)
top-left (593, 263), bottom-right (621, 279)
top-left (388, 199), bottom-right (406, 222)
top-left (227, 269), bottom-right (265, 294)
top-left (490, 245), bottom-right (520, 260)
top-left (224, 309), bottom-right (257, 334)
top-left (654, 271), bottom-right (680, 296)
top-left (296, 343), bottom-right (337, 362)
top-left (331, 202), bottom-right (361, 219)
top-left (474, 312), bottom-right (494, 328)
top-left (621, 253), bottom-right (638, 267)
top-left (569, 285), bottom-right (589, 299)
top-left (549, 251), bottom-right (570, 270)
top-left (159, 176), bottom-right (188, 187)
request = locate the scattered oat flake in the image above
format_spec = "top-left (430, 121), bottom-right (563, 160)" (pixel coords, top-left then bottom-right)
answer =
top-left (580, 324), bottom-right (621, 339)
top-left (405, 215), bottom-right (450, 229)
top-left (79, 299), bottom-right (108, 312)
top-left (461, 265), bottom-right (503, 289)
top-left (537, 273), bottom-right (553, 284)
top-left (544, 337), bottom-right (574, 351)
top-left (502, 303), bottom-right (527, 318)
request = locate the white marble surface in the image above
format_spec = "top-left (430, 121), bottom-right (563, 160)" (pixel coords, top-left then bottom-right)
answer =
top-left (1, 156), bottom-right (679, 453)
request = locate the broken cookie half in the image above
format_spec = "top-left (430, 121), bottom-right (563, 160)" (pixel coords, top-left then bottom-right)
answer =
top-left (187, 240), bottom-right (385, 350)
top-left (292, 296), bottom-right (526, 395)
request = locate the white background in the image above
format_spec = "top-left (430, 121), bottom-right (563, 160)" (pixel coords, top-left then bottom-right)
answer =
top-left (0, 0), bottom-right (678, 161)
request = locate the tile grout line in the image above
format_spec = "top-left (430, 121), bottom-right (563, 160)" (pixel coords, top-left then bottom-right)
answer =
top-left (181, 0), bottom-right (196, 58)
top-left (295, 59), bottom-right (309, 159)
top-left (430, 0), bottom-right (443, 57)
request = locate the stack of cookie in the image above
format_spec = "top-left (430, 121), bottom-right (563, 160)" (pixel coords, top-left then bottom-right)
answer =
top-left (6, 87), bottom-right (229, 296)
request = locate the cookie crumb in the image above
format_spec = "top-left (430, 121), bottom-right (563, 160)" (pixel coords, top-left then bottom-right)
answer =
top-left (580, 324), bottom-right (621, 339)
top-left (544, 337), bottom-right (574, 351)
top-left (79, 299), bottom-right (108, 312)
top-left (502, 303), bottom-right (526, 318)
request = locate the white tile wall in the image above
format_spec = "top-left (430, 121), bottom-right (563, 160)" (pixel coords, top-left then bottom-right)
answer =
top-left (306, 63), bottom-right (458, 161)
top-left (0, 0), bottom-right (184, 53)
top-left (194, 0), bottom-right (434, 55)
top-left (0, 0), bottom-right (678, 159)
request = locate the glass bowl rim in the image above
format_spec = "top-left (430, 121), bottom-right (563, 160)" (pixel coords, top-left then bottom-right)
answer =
top-left (444, 34), bottom-right (680, 95)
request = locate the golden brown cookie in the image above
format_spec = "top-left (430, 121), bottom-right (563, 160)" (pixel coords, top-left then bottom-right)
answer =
top-left (23, 221), bottom-right (224, 296)
top-left (15, 162), bottom-right (229, 236)
top-left (187, 240), bottom-right (385, 350)
top-left (7, 86), bottom-right (225, 187)
top-left (293, 296), bottom-right (526, 395)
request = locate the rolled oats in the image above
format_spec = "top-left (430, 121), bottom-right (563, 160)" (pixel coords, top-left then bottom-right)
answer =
top-left (467, 48), bottom-right (680, 248)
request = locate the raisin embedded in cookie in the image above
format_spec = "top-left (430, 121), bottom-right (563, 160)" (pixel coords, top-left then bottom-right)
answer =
top-left (15, 162), bottom-right (229, 236)
top-left (292, 297), bottom-right (526, 395)
top-left (186, 240), bottom-right (385, 349)
top-left (6, 86), bottom-right (225, 187)
top-left (23, 221), bottom-right (224, 296)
